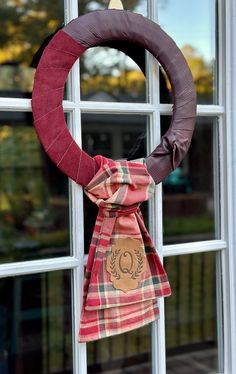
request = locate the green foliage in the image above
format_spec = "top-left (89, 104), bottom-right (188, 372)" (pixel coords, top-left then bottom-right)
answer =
top-left (33, 229), bottom-right (69, 249)
top-left (0, 126), bottom-right (40, 168)
top-left (163, 215), bottom-right (214, 236)
top-left (0, 0), bottom-right (64, 64)
top-left (0, 0), bottom-right (141, 65)
top-left (165, 252), bottom-right (216, 348)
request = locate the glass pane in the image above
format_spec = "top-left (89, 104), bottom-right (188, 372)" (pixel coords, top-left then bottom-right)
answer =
top-left (0, 112), bottom-right (69, 263)
top-left (79, 1), bottom-right (147, 102)
top-left (82, 113), bottom-right (147, 159)
top-left (162, 117), bottom-right (219, 245)
top-left (0, 270), bottom-right (72, 374)
top-left (82, 113), bottom-right (147, 253)
top-left (87, 325), bottom-right (151, 373)
top-left (0, 1), bottom-right (64, 98)
top-left (80, 47), bottom-right (146, 102)
top-left (82, 112), bottom-right (151, 371)
top-left (158, 0), bottom-right (217, 104)
top-left (165, 252), bottom-right (220, 373)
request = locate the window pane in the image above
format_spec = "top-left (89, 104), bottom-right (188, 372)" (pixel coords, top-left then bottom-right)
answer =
top-left (158, 0), bottom-right (217, 104)
top-left (165, 252), bottom-right (220, 373)
top-left (82, 113), bottom-right (147, 159)
top-left (0, 270), bottom-right (72, 374)
top-left (82, 113), bottom-right (147, 253)
top-left (0, 112), bottom-right (69, 263)
top-left (162, 117), bottom-right (219, 245)
top-left (79, 1), bottom-right (147, 102)
top-left (0, 0), bottom-right (64, 98)
top-left (87, 325), bottom-right (151, 373)
top-left (82, 112), bottom-right (152, 372)
top-left (80, 47), bottom-right (146, 102)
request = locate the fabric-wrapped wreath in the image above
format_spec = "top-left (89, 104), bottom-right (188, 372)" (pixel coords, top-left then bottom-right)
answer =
top-left (32, 9), bottom-right (196, 342)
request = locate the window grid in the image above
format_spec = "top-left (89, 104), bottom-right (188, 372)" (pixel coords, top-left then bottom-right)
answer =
top-left (64, 0), bottom-right (85, 372)
top-left (0, 0), bottom-right (232, 373)
top-left (0, 97), bottom-right (225, 115)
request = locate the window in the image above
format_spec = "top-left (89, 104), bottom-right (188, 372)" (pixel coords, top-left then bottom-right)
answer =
top-left (0, 0), bottom-right (235, 373)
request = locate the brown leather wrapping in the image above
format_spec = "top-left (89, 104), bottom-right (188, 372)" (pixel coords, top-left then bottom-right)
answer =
top-left (64, 10), bottom-right (196, 184)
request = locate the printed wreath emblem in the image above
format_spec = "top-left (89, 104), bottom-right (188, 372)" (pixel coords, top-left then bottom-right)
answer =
top-left (131, 250), bottom-right (145, 279)
top-left (106, 238), bottom-right (146, 293)
top-left (109, 248), bottom-right (121, 280)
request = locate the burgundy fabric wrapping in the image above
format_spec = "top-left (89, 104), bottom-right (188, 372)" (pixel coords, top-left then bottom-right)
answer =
top-left (32, 10), bottom-right (196, 186)
top-left (32, 31), bottom-right (97, 186)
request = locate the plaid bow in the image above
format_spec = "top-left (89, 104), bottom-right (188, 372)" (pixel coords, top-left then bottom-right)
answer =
top-left (79, 156), bottom-right (171, 342)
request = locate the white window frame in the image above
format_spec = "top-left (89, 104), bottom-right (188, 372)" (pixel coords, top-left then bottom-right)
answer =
top-left (0, 0), bottom-right (235, 373)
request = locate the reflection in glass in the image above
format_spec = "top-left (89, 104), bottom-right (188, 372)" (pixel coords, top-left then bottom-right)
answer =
top-left (82, 113), bottom-right (147, 253)
top-left (158, 0), bottom-right (217, 104)
top-left (82, 113), bottom-right (151, 372)
top-left (79, 1), bottom-right (147, 102)
top-left (80, 47), bottom-right (146, 102)
top-left (87, 325), bottom-right (151, 373)
top-left (165, 252), bottom-right (219, 373)
top-left (0, 270), bottom-right (72, 374)
top-left (162, 117), bottom-right (218, 245)
top-left (0, 112), bottom-right (69, 263)
top-left (82, 113), bottom-right (147, 159)
top-left (0, 0), bottom-right (64, 97)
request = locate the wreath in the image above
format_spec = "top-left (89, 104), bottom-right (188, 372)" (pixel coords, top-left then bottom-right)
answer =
top-left (32, 9), bottom-right (196, 186)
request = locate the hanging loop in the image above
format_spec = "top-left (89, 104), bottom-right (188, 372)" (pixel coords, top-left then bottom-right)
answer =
top-left (108, 0), bottom-right (124, 9)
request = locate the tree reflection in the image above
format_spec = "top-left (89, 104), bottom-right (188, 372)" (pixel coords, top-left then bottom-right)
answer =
top-left (181, 45), bottom-right (214, 103)
top-left (0, 0), bottom-right (214, 103)
top-left (0, 0), bottom-right (63, 64)
top-left (0, 0), bottom-right (141, 65)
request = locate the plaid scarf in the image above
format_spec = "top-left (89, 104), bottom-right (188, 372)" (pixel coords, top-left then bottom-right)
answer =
top-left (79, 156), bottom-right (171, 342)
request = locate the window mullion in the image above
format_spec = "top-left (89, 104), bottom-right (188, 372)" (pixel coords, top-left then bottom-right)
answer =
top-left (148, 109), bottom-right (166, 374)
top-left (223, 0), bottom-right (236, 372)
top-left (64, 1), bottom-right (87, 374)
top-left (0, 256), bottom-right (79, 278)
top-left (216, 251), bottom-right (224, 373)
top-left (159, 104), bottom-right (224, 116)
top-left (69, 71), bottom-right (87, 374)
top-left (147, 28), bottom-right (166, 374)
top-left (0, 97), bottom-right (76, 111)
top-left (163, 239), bottom-right (227, 257)
top-left (148, 1), bottom-right (166, 372)
top-left (79, 101), bottom-right (155, 114)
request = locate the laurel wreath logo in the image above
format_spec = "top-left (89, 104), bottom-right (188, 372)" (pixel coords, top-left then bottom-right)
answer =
top-left (109, 249), bottom-right (121, 280)
top-left (108, 248), bottom-right (144, 281)
top-left (131, 250), bottom-right (144, 279)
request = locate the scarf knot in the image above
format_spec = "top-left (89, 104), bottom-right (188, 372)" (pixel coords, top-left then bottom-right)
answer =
top-left (100, 204), bottom-right (140, 218)
top-left (79, 156), bottom-right (171, 342)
